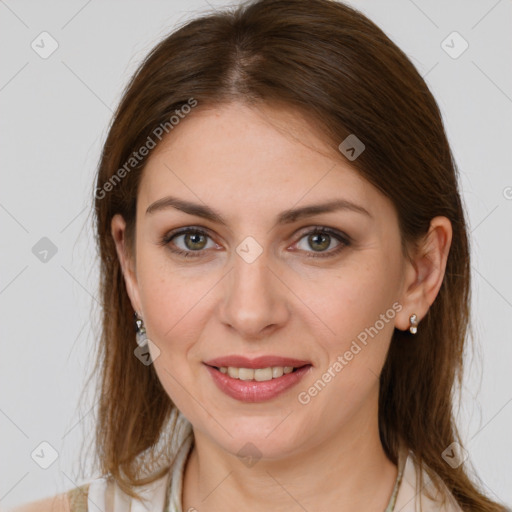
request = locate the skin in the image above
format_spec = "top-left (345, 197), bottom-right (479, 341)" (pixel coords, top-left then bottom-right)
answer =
top-left (111, 101), bottom-right (452, 512)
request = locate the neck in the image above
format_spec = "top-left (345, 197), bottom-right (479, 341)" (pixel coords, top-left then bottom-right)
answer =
top-left (182, 396), bottom-right (397, 511)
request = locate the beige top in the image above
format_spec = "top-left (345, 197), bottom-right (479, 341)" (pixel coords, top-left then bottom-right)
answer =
top-left (61, 414), bottom-right (462, 512)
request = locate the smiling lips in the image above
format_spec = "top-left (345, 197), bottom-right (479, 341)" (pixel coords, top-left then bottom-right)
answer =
top-left (203, 355), bottom-right (313, 402)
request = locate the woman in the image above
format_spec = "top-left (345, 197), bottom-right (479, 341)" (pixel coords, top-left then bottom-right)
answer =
top-left (11, 0), bottom-right (509, 510)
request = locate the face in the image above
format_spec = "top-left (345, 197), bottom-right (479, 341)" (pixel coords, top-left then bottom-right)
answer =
top-left (114, 101), bottom-right (411, 459)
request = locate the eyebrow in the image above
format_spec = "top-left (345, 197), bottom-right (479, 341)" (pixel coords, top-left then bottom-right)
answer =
top-left (145, 195), bottom-right (372, 227)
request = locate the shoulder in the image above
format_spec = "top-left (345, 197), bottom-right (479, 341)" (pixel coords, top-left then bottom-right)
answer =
top-left (7, 482), bottom-right (90, 512)
top-left (6, 470), bottom-right (174, 512)
top-left (395, 449), bottom-right (462, 512)
top-left (7, 492), bottom-right (71, 512)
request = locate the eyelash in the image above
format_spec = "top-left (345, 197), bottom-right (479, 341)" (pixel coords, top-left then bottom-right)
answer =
top-left (159, 226), bottom-right (351, 259)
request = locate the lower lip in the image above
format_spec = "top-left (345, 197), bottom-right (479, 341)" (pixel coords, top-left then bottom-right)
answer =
top-left (204, 364), bottom-right (312, 403)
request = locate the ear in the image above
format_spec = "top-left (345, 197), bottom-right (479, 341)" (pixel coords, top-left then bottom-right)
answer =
top-left (395, 216), bottom-right (452, 332)
top-left (111, 214), bottom-right (142, 315)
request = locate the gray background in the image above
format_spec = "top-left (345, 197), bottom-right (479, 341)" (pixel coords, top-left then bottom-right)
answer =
top-left (1, 0), bottom-right (511, 508)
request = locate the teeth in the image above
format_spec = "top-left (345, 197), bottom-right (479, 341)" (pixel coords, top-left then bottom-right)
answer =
top-left (238, 368), bottom-right (255, 381)
top-left (272, 367), bottom-right (283, 378)
top-left (227, 367), bottom-right (239, 378)
top-left (218, 366), bottom-right (299, 381)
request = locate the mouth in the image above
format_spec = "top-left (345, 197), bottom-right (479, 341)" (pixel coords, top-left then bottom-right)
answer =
top-left (207, 364), bottom-right (308, 381)
top-left (203, 359), bottom-right (313, 403)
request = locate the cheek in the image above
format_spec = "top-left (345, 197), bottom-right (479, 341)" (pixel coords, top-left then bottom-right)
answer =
top-left (315, 256), bottom-right (398, 337)
top-left (139, 269), bottom-right (213, 343)
top-left (136, 257), bottom-right (216, 414)
top-left (135, 250), bottom-right (222, 370)
top-left (305, 254), bottom-right (400, 395)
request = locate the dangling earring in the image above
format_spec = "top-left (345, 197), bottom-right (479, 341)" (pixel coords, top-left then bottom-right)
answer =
top-left (409, 314), bottom-right (419, 334)
top-left (134, 311), bottom-right (148, 346)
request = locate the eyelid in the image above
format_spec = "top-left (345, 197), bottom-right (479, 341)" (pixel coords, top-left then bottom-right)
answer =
top-left (159, 226), bottom-right (219, 250)
top-left (292, 227), bottom-right (351, 257)
top-left (294, 225), bottom-right (351, 243)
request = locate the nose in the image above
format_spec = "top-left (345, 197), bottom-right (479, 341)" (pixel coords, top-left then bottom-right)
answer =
top-left (217, 247), bottom-right (290, 340)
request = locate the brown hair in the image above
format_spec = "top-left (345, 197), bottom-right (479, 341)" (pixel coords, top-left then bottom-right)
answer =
top-left (89, 0), bottom-right (506, 509)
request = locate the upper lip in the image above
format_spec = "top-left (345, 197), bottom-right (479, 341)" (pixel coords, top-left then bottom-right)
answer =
top-left (204, 355), bottom-right (312, 369)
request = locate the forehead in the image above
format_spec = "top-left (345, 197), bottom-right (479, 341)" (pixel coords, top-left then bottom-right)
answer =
top-left (138, 102), bottom-right (388, 221)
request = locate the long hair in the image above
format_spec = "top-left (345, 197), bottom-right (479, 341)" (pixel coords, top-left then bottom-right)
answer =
top-left (91, 0), bottom-right (506, 509)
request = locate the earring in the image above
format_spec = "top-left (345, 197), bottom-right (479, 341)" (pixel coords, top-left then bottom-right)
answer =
top-left (134, 311), bottom-right (148, 346)
top-left (409, 314), bottom-right (419, 334)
